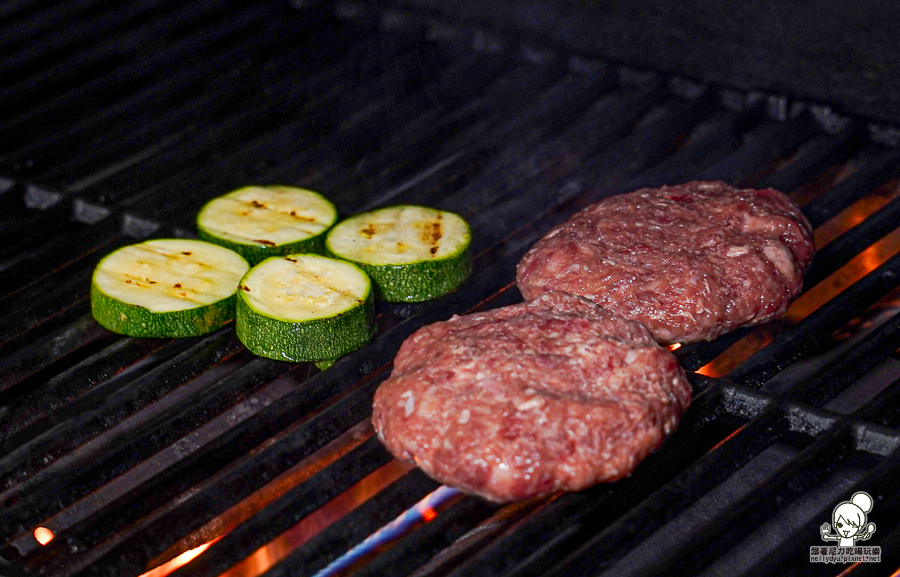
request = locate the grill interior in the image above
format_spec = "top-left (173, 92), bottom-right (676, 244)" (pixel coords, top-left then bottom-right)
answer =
top-left (3, 1), bottom-right (900, 576)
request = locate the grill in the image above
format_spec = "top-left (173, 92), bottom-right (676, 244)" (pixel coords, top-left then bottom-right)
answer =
top-left (2, 1), bottom-right (900, 576)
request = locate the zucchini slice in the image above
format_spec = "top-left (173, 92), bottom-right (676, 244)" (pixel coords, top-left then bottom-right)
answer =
top-left (196, 185), bottom-right (338, 265)
top-left (91, 239), bottom-right (249, 337)
top-left (236, 254), bottom-right (376, 362)
top-left (324, 205), bottom-right (472, 302)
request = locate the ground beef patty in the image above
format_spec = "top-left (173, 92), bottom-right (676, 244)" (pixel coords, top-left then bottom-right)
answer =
top-left (372, 292), bottom-right (691, 503)
top-left (517, 181), bottom-right (815, 344)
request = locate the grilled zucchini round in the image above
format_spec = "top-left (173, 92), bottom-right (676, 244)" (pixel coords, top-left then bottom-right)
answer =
top-left (325, 205), bottom-right (472, 302)
top-left (91, 239), bottom-right (249, 337)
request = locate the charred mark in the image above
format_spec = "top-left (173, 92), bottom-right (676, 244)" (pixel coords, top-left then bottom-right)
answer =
top-left (289, 210), bottom-right (315, 221)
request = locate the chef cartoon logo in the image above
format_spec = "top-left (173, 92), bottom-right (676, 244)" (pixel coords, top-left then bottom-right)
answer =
top-left (810, 491), bottom-right (880, 564)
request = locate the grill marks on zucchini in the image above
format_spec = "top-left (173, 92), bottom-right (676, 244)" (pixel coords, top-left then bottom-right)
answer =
top-left (236, 254), bottom-right (375, 362)
top-left (325, 205), bottom-right (472, 302)
top-left (91, 239), bottom-right (249, 337)
top-left (196, 186), bottom-right (338, 265)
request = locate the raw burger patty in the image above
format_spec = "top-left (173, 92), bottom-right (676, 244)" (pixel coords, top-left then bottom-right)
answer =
top-left (372, 292), bottom-right (691, 503)
top-left (517, 181), bottom-right (815, 344)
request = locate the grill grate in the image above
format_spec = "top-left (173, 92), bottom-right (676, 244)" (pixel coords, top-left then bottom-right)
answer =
top-left (2, 1), bottom-right (900, 576)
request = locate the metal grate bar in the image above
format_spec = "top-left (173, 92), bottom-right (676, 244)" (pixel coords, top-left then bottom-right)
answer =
top-left (0, 270), bottom-right (101, 353)
top-left (0, 334), bottom-right (231, 467)
top-left (261, 61), bottom-right (562, 203)
top-left (78, 34), bottom-right (479, 212)
top-left (786, 310), bottom-right (900, 407)
top-left (803, 182), bottom-right (900, 289)
top-left (0, 314), bottom-right (110, 395)
top-left (0, 335), bottom-right (173, 447)
top-left (546, 383), bottom-right (900, 577)
top-left (746, 380), bottom-right (900, 574)
top-left (620, 107), bottom-right (756, 192)
top-left (0, 29), bottom-right (416, 288)
top-left (350, 496), bottom-right (499, 577)
top-left (108, 44), bottom-right (483, 223)
top-left (22, 25), bottom-right (392, 193)
top-left (0, 8), bottom-right (341, 171)
top-left (755, 123), bottom-right (864, 193)
top-left (0, 0), bottom-right (232, 110)
top-left (802, 144), bottom-right (900, 228)
top-left (594, 423), bottom-right (855, 576)
top-left (347, 68), bottom-right (612, 214)
top-left (269, 65), bottom-right (615, 214)
top-left (0, 0), bottom-right (126, 52)
top-left (122, 68), bottom-right (601, 226)
top-left (0, 334), bottom-right (254, 539)
top-left (41, 371), bottom-right (383, 576)
top-left (446, 79), bottom-right (669, 225)
top-left (433, 386), bottom-right (734, 577)
top-left (134, 438), bottom-right (394, 577)
top-left (258, 470), bottom-right (440, 577)
top-left (853, 375), bottom-right (900, 429)
top-left (467, 90), bottom-right (717, 253)
top-left (0, 199), bottom-right (75, 262)
top-left (0, 0), bottom-right (68, 26)
top-left (1, 2), bottom-right (288, 156)
top-left (676, 144), bottom-right (900, 372)
top-left (0, 217), bottom-right (124, 300)
top-left (0, 35), bottom-right (440, 342)
top-left (696, 113), bottom-right (817, 183)
top-left (22, 256), bottom-right (519, 573)
top-left (49, 24), bottom-right (421, 204)
top-left (728, 249), bottom-right (900, 387)
top-left (529, 405), bottom-right (791, 577)
top-left (120, 48), bottom-right (507, 215)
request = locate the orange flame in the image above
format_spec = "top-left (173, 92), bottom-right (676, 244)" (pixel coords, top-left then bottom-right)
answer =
top-left (33, 527), bottom-right (54, 545)
top-left (138, 538), bottom-right (219, 577)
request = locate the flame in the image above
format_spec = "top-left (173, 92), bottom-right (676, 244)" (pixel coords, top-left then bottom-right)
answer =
top-left (138, 539), bottom-right (219, 577)
top-left (421, 507), bottom-right (437, 522)
top-left (33, 527), bottom-right (54, 545)
top-left (220, 459), bottom-right (413, 577)
top-left (668, 343), bottom-right (681, 351)
top-left (835, 562), bottom-right (862, 576)
top-left (708, 424), bottom-right (746, 452)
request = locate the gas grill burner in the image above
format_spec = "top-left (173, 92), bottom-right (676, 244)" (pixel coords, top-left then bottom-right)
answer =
top-left (2, 1), bottom-right (900, 576)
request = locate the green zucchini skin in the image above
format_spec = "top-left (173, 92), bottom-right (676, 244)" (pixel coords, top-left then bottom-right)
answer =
top-left (337, 251), bottom-right (473, 302)
top-left (314, 358), bottom-right (337, 370)
top-left (235, 277), bottom-right (376, 362)
top-left (196, 228), bottom-right (326, 266)
top-left (90, 282), bottom-right (235, 338)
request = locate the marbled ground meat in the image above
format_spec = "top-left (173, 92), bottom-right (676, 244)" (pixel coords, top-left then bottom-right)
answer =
top-left (372, 292), bottom-right (691, 503)
top-left (516, 181), bottom-right (815, 344)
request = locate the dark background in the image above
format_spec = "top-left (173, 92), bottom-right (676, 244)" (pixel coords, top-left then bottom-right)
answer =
top-left (396, 0), bottom-right (900, 124)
